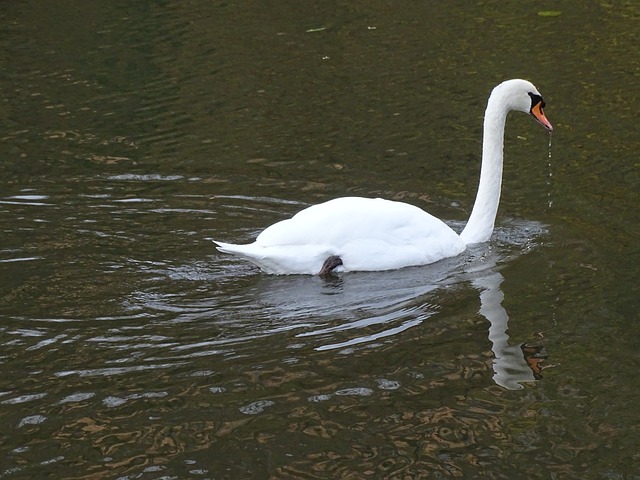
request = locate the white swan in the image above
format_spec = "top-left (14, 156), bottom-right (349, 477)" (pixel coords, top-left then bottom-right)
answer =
top-left (214, 79), bottom-right (553, 275)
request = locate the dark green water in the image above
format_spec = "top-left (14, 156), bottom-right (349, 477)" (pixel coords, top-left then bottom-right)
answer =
top-left (1, 1), bottom-right (639, 478)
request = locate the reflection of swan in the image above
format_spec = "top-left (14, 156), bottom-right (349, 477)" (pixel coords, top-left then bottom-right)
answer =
top-left (472, 269), bottom-right (545, 389)
top-left (236, 220), bottom-right (549, 389)
top-left (214, 79), bottom-right (553, 274)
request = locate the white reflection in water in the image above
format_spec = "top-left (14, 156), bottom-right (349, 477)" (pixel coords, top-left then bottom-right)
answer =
top-left (18, 415), bottom-right (47, 428)
top-left (239, 399), bottom-right (275, 415)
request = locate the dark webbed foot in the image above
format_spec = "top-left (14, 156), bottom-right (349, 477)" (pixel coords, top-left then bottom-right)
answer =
top-left (318, 255), bottom-right (343, 276)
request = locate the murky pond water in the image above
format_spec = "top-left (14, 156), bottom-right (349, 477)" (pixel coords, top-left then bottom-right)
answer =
top-left (1, 1), bottom-right (639, 478)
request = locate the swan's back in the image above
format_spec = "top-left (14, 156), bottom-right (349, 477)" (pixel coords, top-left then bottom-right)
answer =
top-left (259, 197), bottom-right (446, 245)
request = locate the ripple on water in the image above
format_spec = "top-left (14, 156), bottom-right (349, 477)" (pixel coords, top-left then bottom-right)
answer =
top-left (334, 387), bottom-right (374, 397)
top-left (376, 378), bottom-right (401, 390)
top-left (58, 392), bottom-right (96, 404)
top-left (18, 415), bottom-right (47, 428)
top-left (239, 400), bottom-right (275, 415)
top-left (103, 391), bottom-right (169, 408)
top-left (1, 393), bottom-right (48, 405)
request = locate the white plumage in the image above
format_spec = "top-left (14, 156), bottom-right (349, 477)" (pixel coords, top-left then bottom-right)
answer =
top-left (214, 79), bottom-right (553, 275)
top-left (215, 197), bottom-right (465, 274)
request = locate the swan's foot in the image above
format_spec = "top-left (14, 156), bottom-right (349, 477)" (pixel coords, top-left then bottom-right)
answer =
top-left (318, 255), bottom-right (343, 276)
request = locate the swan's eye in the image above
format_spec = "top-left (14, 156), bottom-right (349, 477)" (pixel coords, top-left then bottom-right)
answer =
top-left (528, 92), bottom-right (544, 111)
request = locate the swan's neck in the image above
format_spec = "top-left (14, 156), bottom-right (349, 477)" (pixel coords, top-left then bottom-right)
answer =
top-left (459, 99), bottom-right (507, 244)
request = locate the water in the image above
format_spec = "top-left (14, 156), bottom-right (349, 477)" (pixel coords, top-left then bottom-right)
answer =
top-left (1, 1), bottom-right (640, 478)
top-left (547, 135), bottom-right (553, 210)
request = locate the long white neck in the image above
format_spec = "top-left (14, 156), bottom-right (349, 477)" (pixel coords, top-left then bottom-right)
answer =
top-left (459, 94), bottom-right (508, 244)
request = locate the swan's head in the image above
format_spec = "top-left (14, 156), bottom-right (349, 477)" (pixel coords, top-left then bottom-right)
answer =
top-left (492, 79), bottom-right (553, 132)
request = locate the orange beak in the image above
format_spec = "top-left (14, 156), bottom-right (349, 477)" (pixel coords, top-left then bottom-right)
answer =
top-left (531, 102), bottom-right (553, 132)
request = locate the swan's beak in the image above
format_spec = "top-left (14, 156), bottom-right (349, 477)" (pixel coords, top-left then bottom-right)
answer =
top-left (531, 102), bottom-right (553, 132)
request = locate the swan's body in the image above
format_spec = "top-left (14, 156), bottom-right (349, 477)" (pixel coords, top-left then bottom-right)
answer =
top-left (215, 79), bottom-right (553, 275)
top-left (215, 197), bottom-right (466, 274)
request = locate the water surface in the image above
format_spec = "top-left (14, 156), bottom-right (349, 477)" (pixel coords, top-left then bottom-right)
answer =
top-left (1, 1), bottom-right (639, 478)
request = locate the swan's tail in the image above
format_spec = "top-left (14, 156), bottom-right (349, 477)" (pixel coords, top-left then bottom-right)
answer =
top-left (213, 240), bottom-right (273, 270)
top-left (213, 240), bottom-right (329, 275)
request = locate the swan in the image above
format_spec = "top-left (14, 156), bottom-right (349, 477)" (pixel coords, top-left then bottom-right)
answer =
top-left (214, 79), bottom-right (553, 275)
